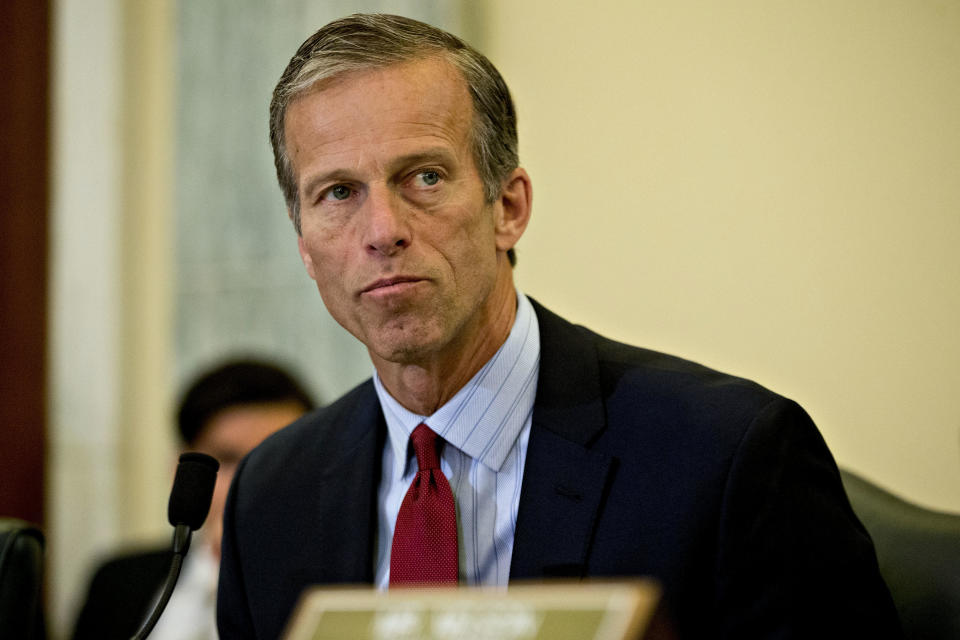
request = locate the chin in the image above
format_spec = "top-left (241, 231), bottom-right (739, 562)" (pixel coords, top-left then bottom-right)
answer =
top-left (373, 339), bottom-right (436, 365)
top-left (368, 323), bottom-right (448, 365)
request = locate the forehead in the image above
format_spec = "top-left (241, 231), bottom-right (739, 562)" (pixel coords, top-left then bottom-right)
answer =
top-left (284, 56), bottom-right (475, 164)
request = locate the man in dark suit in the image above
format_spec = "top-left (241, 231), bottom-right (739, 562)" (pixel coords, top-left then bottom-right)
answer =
top-left (218, 14), bottom-right (902, 639)
top-left (71, 360), bottom-right (314, 640)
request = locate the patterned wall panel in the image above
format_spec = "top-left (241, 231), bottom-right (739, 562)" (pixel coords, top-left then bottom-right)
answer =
top-left (175, 0), bottom-right (473, 401)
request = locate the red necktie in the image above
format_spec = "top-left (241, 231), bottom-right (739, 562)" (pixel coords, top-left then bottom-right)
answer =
top-left (389, 423), bottom-right (459, 585)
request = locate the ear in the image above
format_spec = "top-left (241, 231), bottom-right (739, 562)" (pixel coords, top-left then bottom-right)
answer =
top-left (297, 233), bottom-right (318, 281)
top-left (493, 167), bottom-right (533, 253)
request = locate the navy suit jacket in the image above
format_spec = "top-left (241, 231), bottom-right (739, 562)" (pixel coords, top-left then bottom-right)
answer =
top-left (218, 299), bottom-right (901, 639)
top-left (72, 546), bottom-right (170, 639)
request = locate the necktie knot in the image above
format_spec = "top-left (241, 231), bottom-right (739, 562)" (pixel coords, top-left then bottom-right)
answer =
top-left (410, 423), bottom-right (441, 471)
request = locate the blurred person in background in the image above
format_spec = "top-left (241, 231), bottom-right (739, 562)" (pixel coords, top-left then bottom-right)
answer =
top-left (72, 359), bottom-right (315, 640)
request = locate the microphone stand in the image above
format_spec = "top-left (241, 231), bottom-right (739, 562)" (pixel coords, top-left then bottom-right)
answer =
top-left (129, 451), bottom-right (218, 640)
top-left (130, 524), bottom-right (192, 640)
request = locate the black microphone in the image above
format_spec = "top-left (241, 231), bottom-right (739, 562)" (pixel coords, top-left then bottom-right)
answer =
top-left (131, 452), bottom-right (220, 640)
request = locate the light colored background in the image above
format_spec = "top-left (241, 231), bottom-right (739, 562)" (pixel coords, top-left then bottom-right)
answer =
top-left (47, 0), bottom-right (959, 636)
top-left (491, 0), bottom-right (960, 511)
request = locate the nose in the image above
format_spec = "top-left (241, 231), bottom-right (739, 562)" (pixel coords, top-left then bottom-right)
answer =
top-left (363, 185), bottom-right (410, 257)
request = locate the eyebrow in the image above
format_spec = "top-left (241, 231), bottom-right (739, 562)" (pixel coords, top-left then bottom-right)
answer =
top-left (388, 148), bottom-right (458, 172)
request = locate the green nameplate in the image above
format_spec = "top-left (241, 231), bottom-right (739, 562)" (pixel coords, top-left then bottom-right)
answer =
top-left (283, 580), bottom-right (669, 640)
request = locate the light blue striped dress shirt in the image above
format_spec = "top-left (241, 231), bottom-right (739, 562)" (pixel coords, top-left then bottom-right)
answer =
top-left (373, 291), bottom-right (540, 588)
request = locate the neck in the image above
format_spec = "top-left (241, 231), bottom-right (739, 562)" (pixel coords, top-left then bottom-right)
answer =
top-left (372, 266), bottom-right (517, 416)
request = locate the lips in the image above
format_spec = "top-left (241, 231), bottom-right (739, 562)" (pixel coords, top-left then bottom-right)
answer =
top-left (360, 276), bottom-right (424, 295)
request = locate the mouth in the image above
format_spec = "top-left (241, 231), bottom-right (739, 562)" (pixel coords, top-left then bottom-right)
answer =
top-left (360, 276), bottom-right (425, 295)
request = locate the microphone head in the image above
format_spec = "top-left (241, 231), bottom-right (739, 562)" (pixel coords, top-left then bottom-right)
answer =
top-left (167, 452), bottom-right (220, 530)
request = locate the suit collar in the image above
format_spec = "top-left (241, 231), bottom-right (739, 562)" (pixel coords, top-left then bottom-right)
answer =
top-left (510, 298), bottom-right (614, 580)
top-left (527, 297), bottom-right (606, 445)
top-left (322, 381), bottom-right (385, 583)
top-left (346, 299), bottom-right (615, 583)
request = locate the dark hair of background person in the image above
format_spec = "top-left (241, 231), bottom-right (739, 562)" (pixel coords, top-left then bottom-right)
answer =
top-left (176, 360), bottom-right (316, 446)
top-left (269, 13), bottom-right (520, 267)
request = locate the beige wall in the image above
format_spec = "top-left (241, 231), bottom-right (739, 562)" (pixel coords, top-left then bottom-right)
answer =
top-left (487, 0), bottom-right (960, 511)
top-left (48, 1), bottom-right (959, 635)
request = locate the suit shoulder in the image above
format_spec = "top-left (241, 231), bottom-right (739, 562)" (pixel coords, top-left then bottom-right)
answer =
top-left (89, 545), bottom-right (170, 582)
top-left (78, 545), bottom-right (170, 613)
top-left (531, 297), bottom-right (791, 436)
top-left (595, 333), bottom-right (816, 462)
top-left (73, 546), bottom-right (171, 639)
top-left (599, 332), bottom-right (774, 398)
top-left (538, 301), bottom-right (777, 403)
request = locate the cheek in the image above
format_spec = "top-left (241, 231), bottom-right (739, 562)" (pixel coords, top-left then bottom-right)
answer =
top-left (302, 233), bottom-right (350, 289)
top-left (450, 210), bottom-right (498, 271)
top-left (312, 258), bottom-right (352, 307)
top-left (307, 249), bottom-right (363, 333)
top-left (211, 470), bottom-right (234, 508)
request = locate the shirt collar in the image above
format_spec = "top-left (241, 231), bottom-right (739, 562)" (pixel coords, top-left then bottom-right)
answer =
top-left (374, 291), bottom-right (540, 480)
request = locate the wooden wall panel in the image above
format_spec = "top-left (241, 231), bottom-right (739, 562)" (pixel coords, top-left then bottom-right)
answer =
top-left (0, 0), bottom-right (49, 526)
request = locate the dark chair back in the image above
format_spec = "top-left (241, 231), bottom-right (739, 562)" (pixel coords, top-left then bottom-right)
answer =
top-left (0, 518), bottom-right (45, 639)
top-left (840, 470), bottom-right (960, 640)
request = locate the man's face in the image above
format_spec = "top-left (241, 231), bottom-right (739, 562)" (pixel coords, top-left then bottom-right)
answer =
top-left (286, 56), bottom-right (512, 367)
top-left (191, 401), bottom-right (306, 558)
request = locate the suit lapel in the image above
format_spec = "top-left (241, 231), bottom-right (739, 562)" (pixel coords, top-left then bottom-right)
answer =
top-left (510, 299), bottom-right (614, 580)
top-left (315, 381), bottom-right (386, 583)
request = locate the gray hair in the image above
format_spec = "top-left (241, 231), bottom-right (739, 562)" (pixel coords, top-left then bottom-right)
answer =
top-left (269, 13), bottom-right (519, 264)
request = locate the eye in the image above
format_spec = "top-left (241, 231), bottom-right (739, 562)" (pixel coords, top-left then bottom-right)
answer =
top-left (416, 170), bottom-right (441, 187)
top-left (322, 184), bottom-right (353, 201)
